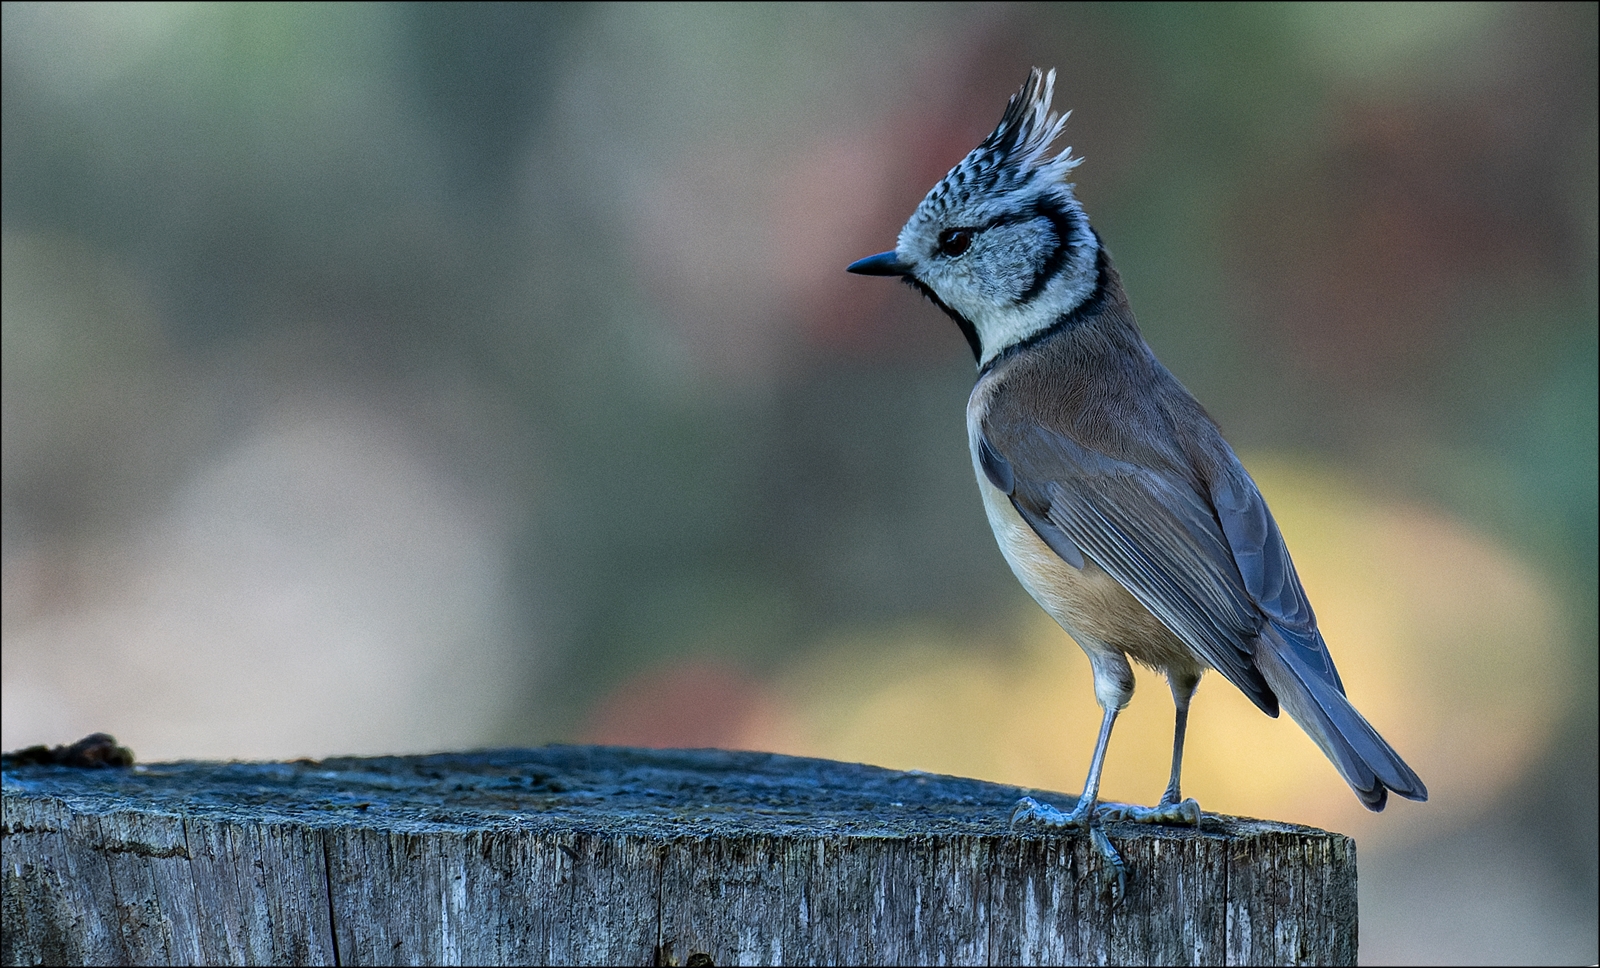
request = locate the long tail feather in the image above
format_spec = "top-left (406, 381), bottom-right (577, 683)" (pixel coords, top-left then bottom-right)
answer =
top-left (1254, 625), bottom-right (1428, 811)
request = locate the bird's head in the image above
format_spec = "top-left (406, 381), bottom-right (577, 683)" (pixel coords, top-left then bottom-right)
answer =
top-left (849, 68), bottom-right (1102, 367)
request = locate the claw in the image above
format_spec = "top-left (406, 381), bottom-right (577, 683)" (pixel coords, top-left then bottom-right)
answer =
top-left (1013, 796), bottom-right (1127, 906)
top-left (1011, 794), bottom-right (1099, 829)
top-left (1096, 797), bottom-right (1202, 828)
top-left (1010, 795), bottom-right (1072, 828)
top-left (1089, 824), bottom-right (1127, 906)
top-left (1172, 797), bottom-right (1201, 827)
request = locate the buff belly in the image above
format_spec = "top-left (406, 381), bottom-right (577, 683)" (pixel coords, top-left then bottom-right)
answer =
top-left (974, 472), bottom-right (1206, 692)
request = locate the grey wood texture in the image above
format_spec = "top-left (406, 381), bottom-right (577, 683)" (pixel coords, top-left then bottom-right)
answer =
top-left (2, 746), bottom-right (1355, 966)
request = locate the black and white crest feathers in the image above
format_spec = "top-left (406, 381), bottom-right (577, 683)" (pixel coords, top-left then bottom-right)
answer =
top-left (925, 68), bottom-right (1083, 212)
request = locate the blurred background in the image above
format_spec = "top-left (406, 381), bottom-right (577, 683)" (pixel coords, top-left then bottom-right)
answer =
top-left (2, 2), bottom-right (1594, 963)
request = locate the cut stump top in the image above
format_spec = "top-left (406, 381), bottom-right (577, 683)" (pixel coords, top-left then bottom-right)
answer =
top-left (2, 745), bottom-right (1356, 966)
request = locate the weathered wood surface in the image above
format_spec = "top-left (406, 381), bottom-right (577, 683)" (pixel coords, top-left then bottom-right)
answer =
top-left (2, 745), bottom-right (1355, 966)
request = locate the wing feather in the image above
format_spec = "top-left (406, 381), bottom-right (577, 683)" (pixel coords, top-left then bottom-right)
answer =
top-left (990, 421), bottom-right (1278, 711)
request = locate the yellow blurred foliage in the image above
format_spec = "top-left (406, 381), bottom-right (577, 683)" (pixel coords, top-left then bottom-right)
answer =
top-left (746, 454), bottom-right (1571, 841)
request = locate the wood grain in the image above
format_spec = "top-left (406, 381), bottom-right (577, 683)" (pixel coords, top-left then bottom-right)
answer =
top-left (2, 746), bottom-right (1355, 966)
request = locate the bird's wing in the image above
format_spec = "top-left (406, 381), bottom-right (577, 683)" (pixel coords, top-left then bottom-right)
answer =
top-left (980, 417), bottom-right (1289, 712)
top-left (1206, 454), bottom-right (1345, 693)
top-left (983, 416), bottom-right (1425, 804)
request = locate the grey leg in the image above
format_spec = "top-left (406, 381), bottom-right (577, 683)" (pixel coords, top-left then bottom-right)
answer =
top-left (1097, 672), bottom-right (1202, 827)
top-left (1011, 703), bottom-right (1128, 902)
top-left (1011, 703), bottom-right (1117, 828)
top-left (1161, 683), bottom-right (1192, 805)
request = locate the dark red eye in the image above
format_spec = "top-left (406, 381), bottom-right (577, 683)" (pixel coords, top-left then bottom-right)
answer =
top-left (937, 228), bottom-right (973, 257)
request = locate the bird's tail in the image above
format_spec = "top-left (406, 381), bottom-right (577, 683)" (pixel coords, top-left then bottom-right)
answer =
top-left (1254, 625), bottom-right (1428, 812)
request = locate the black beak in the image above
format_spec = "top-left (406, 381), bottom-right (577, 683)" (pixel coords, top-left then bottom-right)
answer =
top-left (846, 250), bottom-right (910, 276)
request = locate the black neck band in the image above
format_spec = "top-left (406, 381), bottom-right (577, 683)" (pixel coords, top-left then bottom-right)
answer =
top-left (977, 243), bottom-right (1110, 377)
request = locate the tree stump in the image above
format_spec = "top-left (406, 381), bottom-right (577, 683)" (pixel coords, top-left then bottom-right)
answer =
top-left (1, 745), bottom-right (1355, 966)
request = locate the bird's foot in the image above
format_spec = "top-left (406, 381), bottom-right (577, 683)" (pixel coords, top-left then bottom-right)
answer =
top-left (1009, 795), bottom-right (1091, 829)
top-left (1088, 825), bottom-right (1127, 905)
top-left (1096, 796), bottom-right (1202, 828)
top-left (1011, 796), bottom-right (1127, 905)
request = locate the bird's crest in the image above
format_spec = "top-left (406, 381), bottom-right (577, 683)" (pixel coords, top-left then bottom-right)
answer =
top-left (928, 68), bottom-right (1082, 207)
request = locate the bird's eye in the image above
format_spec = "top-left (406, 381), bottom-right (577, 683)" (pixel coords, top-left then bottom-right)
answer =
top-left (937, 228), bottom-right (974, 257)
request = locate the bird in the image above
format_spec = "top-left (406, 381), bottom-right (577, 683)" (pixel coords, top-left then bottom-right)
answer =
top-left (847, 67), bottom-right (1426, 892)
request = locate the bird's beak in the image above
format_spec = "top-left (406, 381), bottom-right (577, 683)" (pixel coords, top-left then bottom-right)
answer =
top-left (846, 250), bottom-right (910, 276)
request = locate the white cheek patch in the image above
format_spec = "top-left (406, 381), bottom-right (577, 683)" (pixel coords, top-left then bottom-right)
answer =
top-left (966, 238), bottom-right (1099, 367)
top-left (984, 235), bottom-right (1047, 298)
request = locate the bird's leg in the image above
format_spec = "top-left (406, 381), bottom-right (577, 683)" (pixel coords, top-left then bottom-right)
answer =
top-left (1161, 689), bottom-right (1192, 804)
top-left (1098, 672), bottom-right (1202, 827)
top-left (1012, 703), bottom-right (1117, 828)
top-left (1011, 703), bottom-right (1127, 902)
